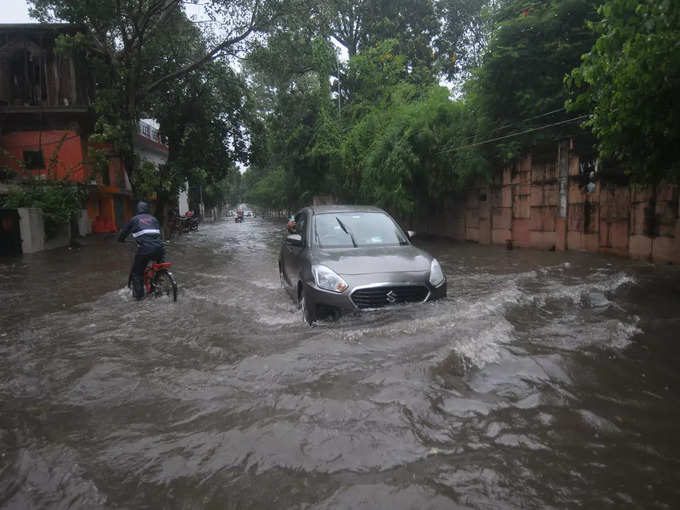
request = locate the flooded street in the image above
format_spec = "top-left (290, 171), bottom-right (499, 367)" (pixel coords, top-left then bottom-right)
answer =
top-left (2, 217), bottom-right (680, 509)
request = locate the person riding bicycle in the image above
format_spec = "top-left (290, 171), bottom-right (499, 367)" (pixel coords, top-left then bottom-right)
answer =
top-left (118, 201), bottom-right (165, 300)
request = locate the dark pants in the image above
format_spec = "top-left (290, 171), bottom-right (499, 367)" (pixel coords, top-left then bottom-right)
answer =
top-left (130, 246), bottom-right (165, 299)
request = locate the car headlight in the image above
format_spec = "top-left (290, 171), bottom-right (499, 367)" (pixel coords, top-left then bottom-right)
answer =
top-left (312, 265), bottom-right (348, 293)
top-left (429, 259), bottom-right (445, 287)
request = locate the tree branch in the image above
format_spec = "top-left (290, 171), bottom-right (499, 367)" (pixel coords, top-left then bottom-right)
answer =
top-left (140, 14), bottom-right (258, 98)
top-left (138, 0), bottom-right (182, 46)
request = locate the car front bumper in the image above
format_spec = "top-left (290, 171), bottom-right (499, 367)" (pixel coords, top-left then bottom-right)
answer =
top-left (303, 272), bottom-right (447, 316)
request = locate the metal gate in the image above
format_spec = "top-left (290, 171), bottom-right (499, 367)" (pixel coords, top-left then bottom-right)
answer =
top-left (0, 209), bottom-right (22, 256)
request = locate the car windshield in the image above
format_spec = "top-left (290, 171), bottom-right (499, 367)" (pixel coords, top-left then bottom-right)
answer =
top-left (314, 212), bottom-right (408, 248)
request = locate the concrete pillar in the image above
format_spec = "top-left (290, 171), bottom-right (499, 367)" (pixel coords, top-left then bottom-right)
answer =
top-left (77, 209), bottom-right (92, 235)
top-left (17, 207), bottom-right (45, 253)
top-left (178, 183), bottom-right (189, 216)
top-left (556, 140), bottom-right (570, 251)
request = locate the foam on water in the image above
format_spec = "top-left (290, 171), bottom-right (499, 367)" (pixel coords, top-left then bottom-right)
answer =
top-left (531, 272), bottom-right (636, 308)
top-left (452, 318), bottom-right (514, 368)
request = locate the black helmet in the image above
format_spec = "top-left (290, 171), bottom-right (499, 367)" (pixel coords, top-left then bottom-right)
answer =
top-left (136, 201), bottom-right (150, 214)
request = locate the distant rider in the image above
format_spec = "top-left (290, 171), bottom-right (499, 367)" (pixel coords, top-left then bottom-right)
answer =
top-left (118, 201), bottom-right (165, 300)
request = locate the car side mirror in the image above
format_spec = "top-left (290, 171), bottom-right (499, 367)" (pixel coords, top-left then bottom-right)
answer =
top-left (407, 230), bottom-right (416, 239)
top-left (286, 234), bottom-right (303, 246)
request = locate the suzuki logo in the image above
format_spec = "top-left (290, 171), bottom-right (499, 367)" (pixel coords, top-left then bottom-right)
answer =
top-left (385, 290), bottom-right (398, 304)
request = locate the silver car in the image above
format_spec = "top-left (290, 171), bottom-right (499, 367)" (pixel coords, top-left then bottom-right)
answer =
top-left (279, 205), bottom-right (447, 324)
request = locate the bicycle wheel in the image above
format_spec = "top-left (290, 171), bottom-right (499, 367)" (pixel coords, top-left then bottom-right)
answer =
top-left (152, 269), bottom-right (178, 302)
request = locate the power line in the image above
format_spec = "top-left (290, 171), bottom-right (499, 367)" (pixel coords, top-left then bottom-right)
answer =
top-left (437, 115), bottom-right (588, 154)
top-left (440, 107), bottom-right (568, 152)
top-left (493, 107), bottom-right (566, 134)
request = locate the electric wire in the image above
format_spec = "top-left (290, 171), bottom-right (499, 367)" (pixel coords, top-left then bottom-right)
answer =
top-left (492, 107), bottom-right (567, 134)
top-left (438, 107), bottom-right (569, 152)
top-left (437, 115), bottom-right (589, 154)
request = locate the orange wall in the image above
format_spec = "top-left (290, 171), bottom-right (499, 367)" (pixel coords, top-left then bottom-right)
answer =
top-left (0, 130), bottom-right (86, 181)
top-left (87, 142), bottom-right (126, 187)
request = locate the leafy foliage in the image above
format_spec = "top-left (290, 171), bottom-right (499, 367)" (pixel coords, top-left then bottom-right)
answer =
top-left (241, 1), bottom-right (496, 216)
top-left (153, 54), bottom-right (249, 208)
top-left (28, 0), bottom-right (277, 186)
top-left (1, 137), bottom-right (87, 239)
top-left (342, 86), bottom-right (489, 216)
top-left (2, 184), bottom-right (86, 239)
top-left (23, 0), bottom-right (676, 220)
top-left (567, 0), bottom-right (680, 182)
top-left (467, 0), bottom-right (601, 161)
top-left (245, 166), bottom-right (290, 211)
top-left (436, 0), bottom-right (490, 80)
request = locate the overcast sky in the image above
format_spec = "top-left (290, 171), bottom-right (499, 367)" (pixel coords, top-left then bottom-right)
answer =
top-left (2, 0), bottom-right (33, 23)
top-left (1, 0), bottom-right (218, 24)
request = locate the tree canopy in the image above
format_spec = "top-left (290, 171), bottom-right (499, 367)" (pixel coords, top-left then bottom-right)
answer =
top-left (21, 0), bottom-right (679, 217)
top-left (567, 0), bottom-right (680, 182)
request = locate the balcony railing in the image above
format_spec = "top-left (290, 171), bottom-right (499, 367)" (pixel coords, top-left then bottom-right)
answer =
top-left (138, 121), bottom-right (167, 146)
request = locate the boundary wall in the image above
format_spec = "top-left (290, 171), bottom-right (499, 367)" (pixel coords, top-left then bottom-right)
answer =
top-left (411, 141), bottom-right (680, 264)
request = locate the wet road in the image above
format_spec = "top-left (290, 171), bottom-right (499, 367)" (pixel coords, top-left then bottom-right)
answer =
top-left (2, 218), bottom-right (680, 509)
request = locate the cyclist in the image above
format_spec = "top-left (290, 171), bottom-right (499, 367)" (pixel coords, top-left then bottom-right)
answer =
top-left (118, 201), bottom-right (165, 300)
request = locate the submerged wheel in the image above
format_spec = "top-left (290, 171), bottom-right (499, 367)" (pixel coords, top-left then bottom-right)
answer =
top-left (298, 286), bottom-right (316, 325)
top-left (279, 262), bottom-right (287, 289)
top-left (152, 269), bottom-right (178, 302)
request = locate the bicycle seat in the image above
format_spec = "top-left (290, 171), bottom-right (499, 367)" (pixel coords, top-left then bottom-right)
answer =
top-left (152, 262), bottom-right (172, 270)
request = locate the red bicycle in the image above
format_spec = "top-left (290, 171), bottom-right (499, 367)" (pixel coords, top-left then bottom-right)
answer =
top-left (127, 258), bottom-right (178, 301)
top-left (143, 261), bottom-right (178, 301)
top-left (122, 239), bottom-right (178, 301)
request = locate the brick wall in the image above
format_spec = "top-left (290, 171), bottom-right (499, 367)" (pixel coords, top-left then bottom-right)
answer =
top-left (417, 142), bottom-right (680, 264)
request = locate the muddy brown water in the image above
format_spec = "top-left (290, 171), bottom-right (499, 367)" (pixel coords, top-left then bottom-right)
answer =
top-left (1, 218), bottom-right (680, 509)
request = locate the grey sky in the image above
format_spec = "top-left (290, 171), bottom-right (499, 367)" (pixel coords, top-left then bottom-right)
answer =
top-left (0, 0), bottom-right (209, 23)
top-left (1, 0), bottom-right (33, 23)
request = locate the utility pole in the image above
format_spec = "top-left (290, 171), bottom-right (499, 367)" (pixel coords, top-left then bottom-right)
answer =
top-left (338, 78), bottom-right (341, 120)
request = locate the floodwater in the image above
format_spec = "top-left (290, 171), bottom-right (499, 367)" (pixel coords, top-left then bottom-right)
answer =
top-left (1, 218), bottom-right (680, 509)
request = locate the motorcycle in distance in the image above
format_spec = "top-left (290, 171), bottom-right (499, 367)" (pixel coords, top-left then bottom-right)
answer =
top-left (186, 214), bottom-right (199, 232)
top-left (178, 211), bottom-right (199, 233)
top-left (235, 209), bottom-right (244, 223)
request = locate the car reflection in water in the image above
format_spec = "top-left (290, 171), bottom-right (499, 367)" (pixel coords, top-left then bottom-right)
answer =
top-left (279, 205), bottom-right (446, 324)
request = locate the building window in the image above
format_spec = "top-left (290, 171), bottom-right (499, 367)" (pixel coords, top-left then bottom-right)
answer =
top-left (22, 150), bottom-right (45, 170)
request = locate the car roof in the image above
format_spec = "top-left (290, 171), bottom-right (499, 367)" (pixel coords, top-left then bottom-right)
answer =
top-left (309, 205), bottom-right (385, 215)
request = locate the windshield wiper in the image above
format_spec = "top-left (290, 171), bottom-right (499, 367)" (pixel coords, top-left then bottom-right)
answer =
top-left (335, 217), bottom-right (358, 248)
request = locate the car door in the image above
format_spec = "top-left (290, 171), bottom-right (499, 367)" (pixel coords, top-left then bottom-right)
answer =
top-left (283, 210), bottom-right (308, 286)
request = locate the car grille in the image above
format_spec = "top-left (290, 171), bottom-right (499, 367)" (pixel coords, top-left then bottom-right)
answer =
top-left (351, 285), bottom-right (429, 309)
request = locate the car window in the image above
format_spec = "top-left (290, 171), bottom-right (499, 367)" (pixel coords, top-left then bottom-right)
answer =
top-left (313, 212), bottom-right (408, 248)
top-left (294, 212), bottom-right (307, 245)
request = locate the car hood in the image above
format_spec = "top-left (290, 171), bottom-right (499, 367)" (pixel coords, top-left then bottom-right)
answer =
top-left (313, 245), bottom-right (432, 275)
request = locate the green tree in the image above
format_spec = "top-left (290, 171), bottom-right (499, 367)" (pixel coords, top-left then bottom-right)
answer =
top-left (151, 56), bottom-right (249, 216)
top-left (468, 0), bottom-right (600, 161)
top-left (244, 166), bottom-right (290, 212)
top-left (243, 18), bottom-right (343, 211)
top-left (567, 0), bottom-right (680, 182)
top-left (28, 0), bottom-right (280, 183)
top-left (2, 183), bottom-right (86, 239)
top-left (341, 85), bottom-right (487, 217)
top-left (436, 0), bottom-right (490, 80)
